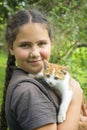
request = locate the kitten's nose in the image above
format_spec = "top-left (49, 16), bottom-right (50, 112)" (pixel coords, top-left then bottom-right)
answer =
top-left (49, 82), bottom-right (53, 87)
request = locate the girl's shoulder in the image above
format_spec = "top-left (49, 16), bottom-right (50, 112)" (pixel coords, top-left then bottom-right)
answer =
top-left (7, 67), bottom-right (52, 101)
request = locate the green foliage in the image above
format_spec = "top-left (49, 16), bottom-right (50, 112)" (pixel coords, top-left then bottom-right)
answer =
top-left (50, 0), bottom-right (87, 42)
top-left (68, 48), bottom-right (87, 98)
top-left (0, 0), bottom-right (26, 23)
top-left (0, 50), bottom-right (7, 107)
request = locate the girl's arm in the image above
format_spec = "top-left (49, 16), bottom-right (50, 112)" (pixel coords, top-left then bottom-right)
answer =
top-left (35, 78), bottom-right (83, 130)
top-left (57, 78), bottom-right (82, 130)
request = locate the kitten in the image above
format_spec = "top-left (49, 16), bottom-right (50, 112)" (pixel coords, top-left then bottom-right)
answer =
top-left (28, 60), bottom-right (73, 123)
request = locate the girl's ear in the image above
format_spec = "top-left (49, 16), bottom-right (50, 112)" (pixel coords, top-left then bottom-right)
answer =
top-left (7, 45), bottom-right (14, 55)
top-left (9, 48), bottom-right (14, 55)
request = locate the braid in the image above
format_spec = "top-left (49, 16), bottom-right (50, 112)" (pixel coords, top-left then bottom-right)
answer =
top-left (0, 53), bottom-right (15, 130)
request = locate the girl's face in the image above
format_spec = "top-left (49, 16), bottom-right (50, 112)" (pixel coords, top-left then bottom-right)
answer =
top-left (10, 23), bottom-right (52, 74)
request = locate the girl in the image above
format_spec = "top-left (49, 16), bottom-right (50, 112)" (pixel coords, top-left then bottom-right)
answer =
top-left (0, 8), bottom-right (87, 130)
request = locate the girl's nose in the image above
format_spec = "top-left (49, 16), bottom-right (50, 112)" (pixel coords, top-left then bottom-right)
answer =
top-left (29, 46), bottom-right (40, 58)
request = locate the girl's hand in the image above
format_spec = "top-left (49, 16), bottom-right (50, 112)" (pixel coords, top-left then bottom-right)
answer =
top-left (79, 115), bottom-right (87, 130)
top-left (79, 103), bottom-right (87, 130)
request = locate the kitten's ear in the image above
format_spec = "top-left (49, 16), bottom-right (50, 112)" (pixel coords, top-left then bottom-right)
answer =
top-left (65, 65), bottom-right (70, 71)
top-left (44, 60), bottom-right (49, 70)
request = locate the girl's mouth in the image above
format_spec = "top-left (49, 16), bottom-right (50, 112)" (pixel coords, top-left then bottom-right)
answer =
top-left (27, 59), bottom-right (43, 64)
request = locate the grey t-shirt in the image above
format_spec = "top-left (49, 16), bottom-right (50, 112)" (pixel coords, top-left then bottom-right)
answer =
top-left (5, 68), bottom-right (60, 130)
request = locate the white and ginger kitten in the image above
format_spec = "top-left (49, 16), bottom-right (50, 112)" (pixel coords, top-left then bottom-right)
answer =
top-left (29, 60), bottom-right (73, 123)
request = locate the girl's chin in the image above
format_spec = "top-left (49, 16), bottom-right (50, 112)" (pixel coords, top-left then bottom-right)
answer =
top-left (30, 69), bottom-right (43, 74)
top-left (28, 66), bottom-right (44, 74)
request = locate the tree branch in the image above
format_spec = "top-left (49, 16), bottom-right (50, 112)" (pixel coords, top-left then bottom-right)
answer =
top-left (56, 42), bottom-right (87, 61)
top-left (67, 42), bottom-right (87, 58)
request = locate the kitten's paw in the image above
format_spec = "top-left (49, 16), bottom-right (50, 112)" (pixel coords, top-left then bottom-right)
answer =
top-left (58, 112), bottom-right (66, 123)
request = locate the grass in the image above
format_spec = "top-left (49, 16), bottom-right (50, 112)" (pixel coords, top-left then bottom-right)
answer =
top-left (0, 50), bottom-right (7, 108)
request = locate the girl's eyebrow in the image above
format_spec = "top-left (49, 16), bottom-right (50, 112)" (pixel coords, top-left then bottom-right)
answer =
top-left (36, 40), bottom-right (48, 43)
top-left (18, 40), bottom-right (48, 44)
top-left (18, 41), bottom-right (32, 44)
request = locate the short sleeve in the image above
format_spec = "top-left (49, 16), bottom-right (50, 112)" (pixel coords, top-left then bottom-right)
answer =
top-left (11, 82), bottom-right (57, 130)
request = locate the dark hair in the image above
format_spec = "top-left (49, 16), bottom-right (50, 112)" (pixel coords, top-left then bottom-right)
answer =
top-left (0, 9), bottom-right (52, 130)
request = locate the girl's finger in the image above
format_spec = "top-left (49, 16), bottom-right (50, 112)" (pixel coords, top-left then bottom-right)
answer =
top-left (82, 104), bottom-right (87, 116)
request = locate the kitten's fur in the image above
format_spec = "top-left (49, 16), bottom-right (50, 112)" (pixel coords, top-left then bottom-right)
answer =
top-left (29, 60), bottom-right (73, 123)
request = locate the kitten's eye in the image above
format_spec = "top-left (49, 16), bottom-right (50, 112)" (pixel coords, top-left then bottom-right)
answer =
top-left (54, 76), bottom-right (59, 80)
top-left (46, 74), bottom-right (50, 77)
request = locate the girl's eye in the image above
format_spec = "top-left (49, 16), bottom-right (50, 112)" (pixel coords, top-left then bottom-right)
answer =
top-left (38, 41), bottom-right (47, 47)
top-left (19, 43), bottom-right (32, 48)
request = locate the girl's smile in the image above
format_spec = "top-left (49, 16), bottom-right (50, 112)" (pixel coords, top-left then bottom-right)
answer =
top-left (27, 59), bottom-right (42, 64)
top-left (10, 23), bottom-right (52, 74)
